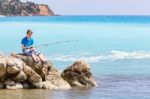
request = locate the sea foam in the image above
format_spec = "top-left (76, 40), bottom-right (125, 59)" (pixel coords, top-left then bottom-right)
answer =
top-left (48, 51), bottom-right (150, 63)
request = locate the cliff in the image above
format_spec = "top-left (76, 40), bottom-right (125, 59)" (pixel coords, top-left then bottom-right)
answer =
top-left (38, 4), bottom-right (54, 16)
top-left (0, 0), bottom-right (55, 16)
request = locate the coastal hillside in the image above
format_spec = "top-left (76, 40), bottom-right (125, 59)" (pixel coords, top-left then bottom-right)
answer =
top-left (0, 0), bottom-right (55, 16)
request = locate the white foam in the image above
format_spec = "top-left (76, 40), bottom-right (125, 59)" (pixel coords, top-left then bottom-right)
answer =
top-left (109, 50), bottom-right (150, 59)
top-left (48, 51), bottom-right (150, 63)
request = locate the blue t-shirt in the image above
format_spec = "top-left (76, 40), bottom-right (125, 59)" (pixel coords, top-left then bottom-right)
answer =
top-left (21, 37), bottom-right (34, 47)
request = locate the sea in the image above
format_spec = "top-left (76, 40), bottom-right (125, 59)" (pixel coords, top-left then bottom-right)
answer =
top-left (0, 16), bottom-right (150, 99)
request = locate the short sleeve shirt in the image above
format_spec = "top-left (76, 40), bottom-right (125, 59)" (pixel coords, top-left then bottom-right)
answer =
top-left (21, 37), bottom-right (34, 47)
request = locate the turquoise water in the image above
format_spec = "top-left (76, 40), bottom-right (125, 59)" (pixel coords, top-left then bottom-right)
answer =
top-left (1, 16), bottom-right (150, 99)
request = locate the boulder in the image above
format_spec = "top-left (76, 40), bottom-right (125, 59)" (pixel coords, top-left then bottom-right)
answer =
top-left (4, 79), bottom-right (23, 89)
top-left (43, 67), bottom-right (71, 89)
top-left (13, 71), bottom-right (27, 82)
top-left (0, 58), bottom-right (7, 78)
top-left (6, 56), bottom-right (24, 74)
top-left (11, 53), bottom-right (52, 80)
top-left (0, 52), bottom-right (96, 89)
top-left (23, 64), bottom-right (42, 88)
top-left (62, 61), bottom-right (97, 87)
top-left (22, 82), bottom-right (31, 89)
top-left (0, 82), bottom-right (4, 89)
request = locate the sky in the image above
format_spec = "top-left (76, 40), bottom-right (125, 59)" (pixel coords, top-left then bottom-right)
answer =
top-left (21, 0), bottom-right (150, 15)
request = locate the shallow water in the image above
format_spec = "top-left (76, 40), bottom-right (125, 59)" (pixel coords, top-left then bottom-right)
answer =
top-left (1, 16), bottom-right (150, 99)
top-left (1, 75), bottom-right (150, 99)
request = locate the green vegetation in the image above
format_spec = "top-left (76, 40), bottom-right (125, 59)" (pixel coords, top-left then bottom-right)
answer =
top-left (0, 0), bottom-right (51, 16)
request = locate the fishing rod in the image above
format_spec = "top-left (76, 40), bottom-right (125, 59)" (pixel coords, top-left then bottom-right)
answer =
top-left (4, 39), bottom-right (82, 55)
top-left (24, 39), bottom-right (82, 50)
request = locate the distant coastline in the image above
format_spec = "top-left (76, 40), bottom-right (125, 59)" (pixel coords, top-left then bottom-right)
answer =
top-left (0, 0), bottom-right (55, 16)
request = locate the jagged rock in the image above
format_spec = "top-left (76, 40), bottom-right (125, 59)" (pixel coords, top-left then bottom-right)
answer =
top-left (4, 79), bottom-right (23, 89)
top-left (13, 71), bottom-right (27, 82)
top-left (11, 53), bottom-right (52, 80)
top-left (62, 61), bottom-right (97, 87)
top-left (6, 56), bottom-right (24, 74)
top-left (23, 64), bottom-right (42, 88)
top-left (6, 82), bottom-right (23, 89)
top-left (0, 58), bottom-right (7, 78)
top-left (0, 52), bottom-right (96, 89)
top-left (43, 67), bottom-right (71, 89)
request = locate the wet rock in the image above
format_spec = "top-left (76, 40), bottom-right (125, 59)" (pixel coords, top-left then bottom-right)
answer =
top-left (5, 81), bottom-right (23, 89)
top-left (0, 82), bottom-right (4, 89)
top-left (22, 82), bottom-right (31, 89)
top-left (4, 79), bottom-right (19, 89)
top-left (62, 61), bottom-right (97, 87)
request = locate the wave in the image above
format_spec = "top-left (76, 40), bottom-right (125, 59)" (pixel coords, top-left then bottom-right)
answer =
top-left (48, 51), bottom-right (150, 63)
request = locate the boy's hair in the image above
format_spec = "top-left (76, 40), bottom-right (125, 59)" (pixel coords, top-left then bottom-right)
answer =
top-left (27, 30), bottom-right (33, 34)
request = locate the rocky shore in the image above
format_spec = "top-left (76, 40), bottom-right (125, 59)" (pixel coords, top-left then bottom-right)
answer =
top-left (0, 52), bottom-right (96, 89)
top-left (0, 0), bottom-right (55, 16)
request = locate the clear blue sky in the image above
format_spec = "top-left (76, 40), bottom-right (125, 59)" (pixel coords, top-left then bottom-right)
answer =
top-left (21, 0), bottom-right (150, 15)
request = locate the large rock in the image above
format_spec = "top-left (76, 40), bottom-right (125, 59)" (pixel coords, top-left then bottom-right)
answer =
top-left (4, 79), bottom-right (23, 89)
top-left (43, 67), bottom-right (71, 89)
top-left (0, 52), bottom-right (96, 89)
top-left (6, 56), bottom-right (24, 74)
top-left (0, 58), bottom-right (7, 78)
top-left (13, 71), bottom-right (27, 83)
top-left (62, 61), bottom-right (97, 87)
top-left (11, 53), bottom-right (52, 80)
top-left (23, 64), bottom-right (42, 88)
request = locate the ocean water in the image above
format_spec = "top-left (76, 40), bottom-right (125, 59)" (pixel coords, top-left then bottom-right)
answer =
top-left (0, 16), bottom-right (150, 99)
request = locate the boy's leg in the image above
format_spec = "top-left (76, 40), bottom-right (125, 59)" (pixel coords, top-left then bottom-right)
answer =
top-left (38, 53), bottom-right (47, 63)
top-left (31, 54), bottom-right (38, 62)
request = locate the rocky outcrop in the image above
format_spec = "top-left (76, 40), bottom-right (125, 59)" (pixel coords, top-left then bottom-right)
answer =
top-left (62, 61), bottom-right (97, 87)
top-left (38, 4), bottom-right (54, 16)
top-left (0, 52), bottom-right (96, 89)
top-left (0, 0), bottom-right (55, 16)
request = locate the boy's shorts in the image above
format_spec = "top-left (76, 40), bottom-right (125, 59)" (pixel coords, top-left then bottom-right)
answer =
top-left (23, 50), bottom-right (41, 56)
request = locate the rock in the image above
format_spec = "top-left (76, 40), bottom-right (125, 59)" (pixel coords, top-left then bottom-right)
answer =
top-left (6, 82), bottom-right (23, 89)
top-left (22, 82), bottom-right (31, 89)
top-left (0, 82), bottom-right (4, 89)
top-left (62, 61), bottom-right (97, 87)
top-left (38, 4), bottom-right (54, 16)
top-left (3, 79), bottom-right (23, 89)
top-left (0, 58), bottom-right (7, 78)
top-left (43, 67), bottom-right (71, 89)
top-left (13, 71), bottom-right (27, 82)
top-left (11, 53), bottom-right (52, 80)
top-left (7, 66), bottom-right (20, 74)
top-left (0, 52), bottom-right (96, 89)
top-left (6, 57), bottom-right (24, 74)
top-left (23, 64), bottom-right (42, 88)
